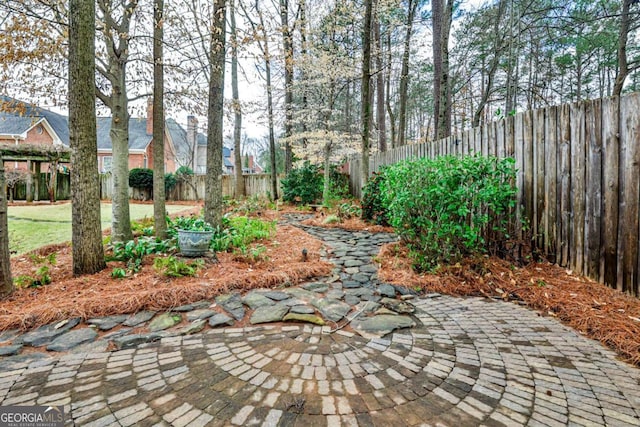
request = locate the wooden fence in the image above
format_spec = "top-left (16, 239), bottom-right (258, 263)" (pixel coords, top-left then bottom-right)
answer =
top-left (348, 93), bottom-right (640, 296)
top-left (100, 173), bottom-right (282, 201)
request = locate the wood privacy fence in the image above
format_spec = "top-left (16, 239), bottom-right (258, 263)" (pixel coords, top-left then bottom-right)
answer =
top-left (348, 93), bottom-right (640, 296)
top-left (100, 173), bottom-right (282, 201)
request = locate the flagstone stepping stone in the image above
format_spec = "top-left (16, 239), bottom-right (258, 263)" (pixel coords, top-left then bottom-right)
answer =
top-left (283, 313), bottom-right (325, 326)
top-left (284, 288), bottom-right (316, 301)
top-left (263, 291), bottom-right (290, 301)
top-left (0, 329), bottom-right (19, 343)
top-left (113, 333), bottom-right (164, 350)
top-left (290, 305), bottom-right (315, 315)
top-left (21, 318), bottom-right (81, 347)
top-left (208, 313), bottom-right (235, 328)
top-left (351, 315), bottom-right (416, 339)
top-left (360, 265), bottom-right (378, 274)
top-left (344, 259), bottom-right (364, 267)
top-left (87, 315), bottom-right (128, 331)
top-left (355, 301), bottom-right (380, 314)
top-left (102, 328), bottom-right (133, 341)
top-left (351, 273), bottom-right (372, 283)
top-left (215, 293), bottom-right (245, 320)
top-left (123, 311), bottom-right (156, 327)
top-left (242, 292), bottom-right (274, 309)
top-left (173, 301), bottom-right (211, 312)
top-left (377, 284), bottom-right (396, 298)
top-left (312, 298), bottom-right (351, 322)
top-left (380, 298), bottom-right (415, 314)
top-left (250, 304), bottom-right (289, 324)
top-left (181, 319), bottom-right (207, 335)
top-left (345, 295), bottom-right (361, 305)
top-left (47, 328), bottom-right (98, 352)
top-left (186, 309), bottom-right (217, 322)
top-left (343, 281), bottom-right (362, 289)
top-left (149, 313), bottom-right (182, 332)
top-left (0, 344), bottom-right (22, 357)
top-left (302, 283), bottom-right (329, 293)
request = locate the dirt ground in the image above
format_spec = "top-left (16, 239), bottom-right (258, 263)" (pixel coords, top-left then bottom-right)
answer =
top-left (2, 206), bottom-right (639, 367)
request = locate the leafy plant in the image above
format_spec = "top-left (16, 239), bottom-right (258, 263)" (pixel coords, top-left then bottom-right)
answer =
top-left (153, 256), bottom-right (204, 277)
top-left (382, 155), bottom-right (518, 272)
top-left (111, 267), bottom-right (127, 279)
top-left (323, 214), bottom-right (341, 224)
top-left (281, 161), bottom-right (323, 204)
top-left (232, 244), bottom-right (269, 263)
top-left (327, 165), bottom-right (350, 201)
top-left (336, 202), bottom-right (362, 220)
top-left (361, 170), bottom-right (389, 226)
top-left (13, 253), bottom-right (57, 288)
top-left (107, 236), bottom-right (175, 274)
top-left (168, 216), bottom-right (215, 233)
top-left (210, 216), bottom-right (275, 253)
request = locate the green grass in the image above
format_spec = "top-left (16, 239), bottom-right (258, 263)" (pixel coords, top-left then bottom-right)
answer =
top-left (8, 202), bottom-right (196, 255)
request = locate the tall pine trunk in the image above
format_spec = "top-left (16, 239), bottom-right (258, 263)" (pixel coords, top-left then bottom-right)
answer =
top-left (153, 0), bottom-right (167, 239)
top-left (69, 0), bottom-right (105, 276)
top-left (204, 0), bottom-right (227, 227)
top-left (231, 0), bottom-right (244, 198)
top-left (361, 0), bottom-right (373, 188)
top-left (280, 0), bottom-right (294, 173)
top-left (0, 158), bottom-right (12, 296)
top-left (397, 0), bottom-right (418, 146)
top-left (374, 3), bottom-right (386, 152)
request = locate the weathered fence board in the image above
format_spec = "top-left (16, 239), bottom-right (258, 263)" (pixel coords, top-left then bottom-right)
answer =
top-left (346, 92), bottom-right (640, 296)
top-left (617, 93), bottom-right (640, 294)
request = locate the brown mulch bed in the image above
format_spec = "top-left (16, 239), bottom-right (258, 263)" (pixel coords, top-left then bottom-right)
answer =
top-left (0, 224), bottom-right (332, 332)
top-left (377, 242), bottom-right (640, 366)
top-left (301, 215), bottom-right (394, 233)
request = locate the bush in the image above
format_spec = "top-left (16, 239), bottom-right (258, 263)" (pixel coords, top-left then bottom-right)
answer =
top-left (361, 170), bottom-right (389, 226)
top-left (129, 168), bottom-right (154, 191)
top-left (281, 161), bottom-right (323, 204)
top-left (381, 155), bottom-right (518, 272)
top-left (328, 165), bottom-right (350, 200)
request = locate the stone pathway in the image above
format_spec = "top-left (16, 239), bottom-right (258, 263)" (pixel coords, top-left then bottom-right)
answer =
top-left (1, 215), bottom-right (640, 426)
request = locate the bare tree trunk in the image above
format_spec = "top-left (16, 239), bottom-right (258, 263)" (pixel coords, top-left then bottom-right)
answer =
top-left (374, 2), bottom-right (386, 152)
top-left (361, 0), bottom-right (373, 187)
top-left (204, 0), bottom-right (226, 227)
top-left (231, 0), bottom-right (244, 198)
top-left (97, 0), bottom-right (133, 243)
top-left (69, 0), bottom-right (105, 276)
top-left (280, 0), bottom-right (294, 173)
top-left (397, 0), bottom-right (418, 146)
top-left (299, 0), bottom-right (309, 150)
top-left (152, 0), bottom-right (167, 239)
top-left (433, 0), bottom-right (452, 140)
top-left (0, 158), bottom-right (13, 297)
top-left (613, 0), bottom-right (632, 97)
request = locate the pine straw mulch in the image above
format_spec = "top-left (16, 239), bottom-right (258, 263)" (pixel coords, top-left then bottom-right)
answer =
top-left (376, 242), bottom-right (640, 367)
top-left (0, 224), bottom-right (333, 332)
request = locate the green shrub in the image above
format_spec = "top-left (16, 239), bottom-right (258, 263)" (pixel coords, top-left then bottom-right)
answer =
top-left (108, 236), bottom-right (175, 274)
top-left (328, 165), bottom-right (350, 200)
top-left (129, 168), bottom-right (154, 191)
top-left (13, 253), bottom-right (56, 288)
top-left (164, 173), bottom-right (178, 193)
top-left (381, 155), bottom-right (518, 272)
top-left (361, 170), bottom-right (389, 226)
top-left (281, 161), bottom-right (323, 204)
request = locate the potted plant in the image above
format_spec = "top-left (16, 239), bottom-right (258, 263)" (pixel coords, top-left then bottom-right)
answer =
top-left (171, 216), bottom-right (215, 257)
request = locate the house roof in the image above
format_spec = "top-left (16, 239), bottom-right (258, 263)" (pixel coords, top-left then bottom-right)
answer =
top-left (96, 117), bottom-right (151, 151)
top-left (0, 96), bottom-right (69, 144)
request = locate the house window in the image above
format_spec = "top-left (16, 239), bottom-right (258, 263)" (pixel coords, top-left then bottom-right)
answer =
top-left (36, 125), bottom-right (44, 134)
top-left (102, 156), bottom-right (112, 172)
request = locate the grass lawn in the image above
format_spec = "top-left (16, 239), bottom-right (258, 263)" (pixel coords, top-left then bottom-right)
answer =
top-left (8, 202), bottom-right (197, 255)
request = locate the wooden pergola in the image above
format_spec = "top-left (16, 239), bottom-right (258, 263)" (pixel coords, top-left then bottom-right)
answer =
top-left (0, 143), bottom-right (71, 296)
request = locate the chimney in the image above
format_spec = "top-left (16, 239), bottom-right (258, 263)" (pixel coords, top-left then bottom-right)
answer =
top-left (146, 97), bottom-right (153, 135)
top-left (187, 115), bottom-right (198, 169)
